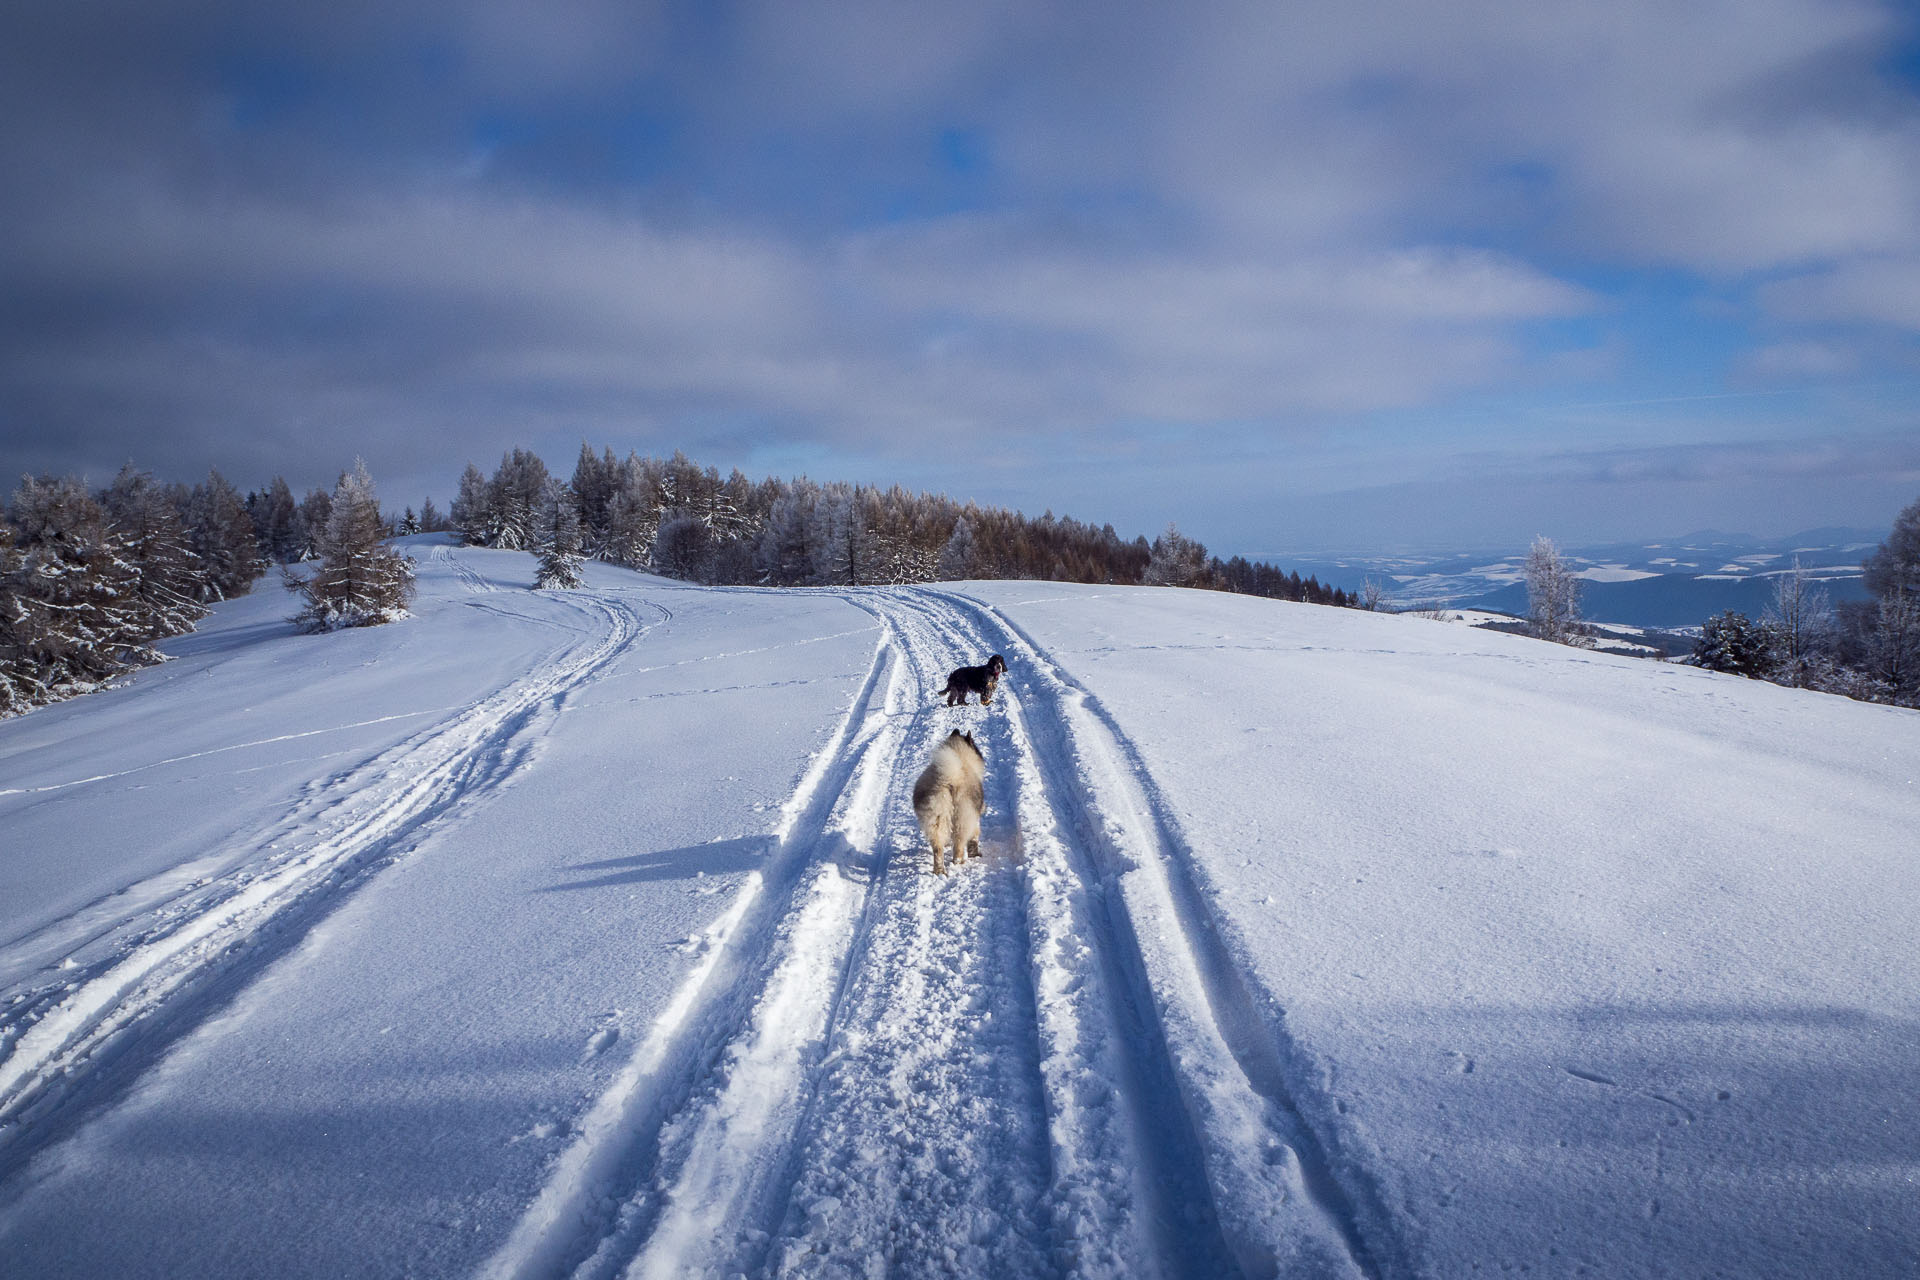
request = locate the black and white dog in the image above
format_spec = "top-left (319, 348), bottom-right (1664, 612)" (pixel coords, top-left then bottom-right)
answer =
top-left (937, 654), bottom-right (1007, 706)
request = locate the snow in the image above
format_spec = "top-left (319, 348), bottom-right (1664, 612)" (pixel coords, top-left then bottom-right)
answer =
top-left (3, 543), bottom-right (1917, 1278)
top-left (1575, 565), bottom-right (1660, 583)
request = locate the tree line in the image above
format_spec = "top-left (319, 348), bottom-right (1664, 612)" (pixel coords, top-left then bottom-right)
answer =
top-left (1687, 495), bottom-right (1920, 707)
top-left (2, 460), bottom-right (416, 717)
top-left (450, 444), bottom-right (1356, 606)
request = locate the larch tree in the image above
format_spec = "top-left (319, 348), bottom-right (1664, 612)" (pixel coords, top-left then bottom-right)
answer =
top-left (184, 469), bottom-right (265, 600)
top-left (289, 460), bottom-right (416, 630)
top-left (101, 464), bottom-right (209, 640)
top-left (1144, 523), bottom-right (1211, 588)
top-left (4, 475), bottom-right (158, 707)
top-left (450, 462), bottom-right (492, 546)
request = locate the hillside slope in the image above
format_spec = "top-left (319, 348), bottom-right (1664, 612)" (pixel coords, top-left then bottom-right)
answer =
top-left (1, 542), bottom-right (1914, 1278)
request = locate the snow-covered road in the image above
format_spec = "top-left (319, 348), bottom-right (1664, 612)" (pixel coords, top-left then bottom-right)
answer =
top-left (2, 542), bottom-right (1915, 1278)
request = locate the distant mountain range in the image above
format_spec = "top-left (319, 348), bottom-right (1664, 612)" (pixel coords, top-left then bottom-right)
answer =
top-left (1253, 528), bottom-right (1881, 630)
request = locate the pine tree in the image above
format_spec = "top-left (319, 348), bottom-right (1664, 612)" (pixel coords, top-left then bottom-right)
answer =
top-left (400, 506), bottom-right (421, 536)
top-left (1693, 610), bottom-right (1773, 677)
top-left (419, 497), bottom-right (445, 533)
top-left (290, 460), bottom-right (416, 630)
top-left (533, 480), bottom-right (586, 590)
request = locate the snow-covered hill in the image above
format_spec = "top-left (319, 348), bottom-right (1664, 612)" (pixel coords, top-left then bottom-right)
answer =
top-left (1, 538), bottom-right (1914, 1279)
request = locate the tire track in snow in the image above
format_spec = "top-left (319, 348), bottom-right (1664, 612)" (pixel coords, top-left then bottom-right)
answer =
top-left (493, 593), bottom-right (1074, 1280)
top-left (706, 594), bottom-right (1056, 1280)
top-left (497, 581), bottom-right (1396, 1280)
top-left (926, 587), bottom-right (1401, 1280)
top-left (877, 588), bottom-right (1236, 1280)
top-left (0, 573), bottom-right (655, 1173)
top-left (482, 613), bottom-right (904, 1280)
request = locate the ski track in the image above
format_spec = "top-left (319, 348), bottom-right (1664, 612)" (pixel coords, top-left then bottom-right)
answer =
top-left (0, 566), bottom-right (659, 1177)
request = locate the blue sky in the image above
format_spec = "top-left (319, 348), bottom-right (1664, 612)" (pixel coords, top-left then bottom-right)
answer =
top-left (2, 0), bottom-right (1918, 554)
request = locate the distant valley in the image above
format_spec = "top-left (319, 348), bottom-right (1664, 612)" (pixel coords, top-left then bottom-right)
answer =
top-left (1259, 528), bottom-right (1879, 630)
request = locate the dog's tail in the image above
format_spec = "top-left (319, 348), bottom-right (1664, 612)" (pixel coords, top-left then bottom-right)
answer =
top-left (934, 675), bottom-right (955, 699)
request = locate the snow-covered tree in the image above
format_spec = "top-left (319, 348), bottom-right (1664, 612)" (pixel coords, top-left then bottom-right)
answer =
top-left (399, 506), bottom-right (421, 536)
top-left (450, 463), bottom-right (491, 545)
top-left (1524, 536), bottom-right (1589, 646)
top-left (1693, 610), bottom-right (1773, 677)
top-left (1856, 587), bottom-right (1920, 703)
top-left (184, 470), bottom-right (265, 600)
top-left (1862, 493), bottom-right (1920, 602)
top-left (1144, 523), bottom-right (1210, 588)
top-left (289, 460), bottom-right (416, 631)
top-left (533, 479), bottom-right (586, 590)
top-left (652, 510), bottom-right (714, 582)
top-left (4, 475), bottom-right (159, 707)
top-left (248, 476), bottom-right (302, 563)
top-left (937, 516), bottom-right (978, 580)
top-left (295, 487), bottom-right (332, 560)
top-left (757, 481), bottom-right (819, 585)
top-left (1762, 559), bottom-right (1832, 687)
top-left (419, 496), bottom-right (445, 533)
top-left (100, 464), bottom-right (209, 640)
top-left (570, 443), bottom-right (618, 555)
top-left (810, 484), bottom-right (876, 586)
top-left (484, 449), bottom-right (549, 550)
top-left (0, 521), bottom-right (27, 717)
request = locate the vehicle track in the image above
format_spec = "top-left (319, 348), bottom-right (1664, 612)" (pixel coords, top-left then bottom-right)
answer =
top-left (0, 568), bottom-right (656, 1176)
top-left (924, 586), bottom-right (1402, 1280)
top-left (482, 609), bottom-right (908, 1280)
top-left (498, 587), bottom-right (1290, 1280)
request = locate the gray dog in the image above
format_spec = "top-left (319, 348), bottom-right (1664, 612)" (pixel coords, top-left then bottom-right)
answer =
top-left (912, 730), bottom-right (985, 875)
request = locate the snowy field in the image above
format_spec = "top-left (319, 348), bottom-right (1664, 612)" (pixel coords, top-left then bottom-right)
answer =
top-left (1, 538), bottom-right (1915, 1278)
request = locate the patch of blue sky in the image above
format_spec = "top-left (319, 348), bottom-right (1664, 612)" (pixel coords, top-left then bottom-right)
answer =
top-left (210, 49), bottom-right (322, 130)
top-left (464, 104), bottom-right (681, 191)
